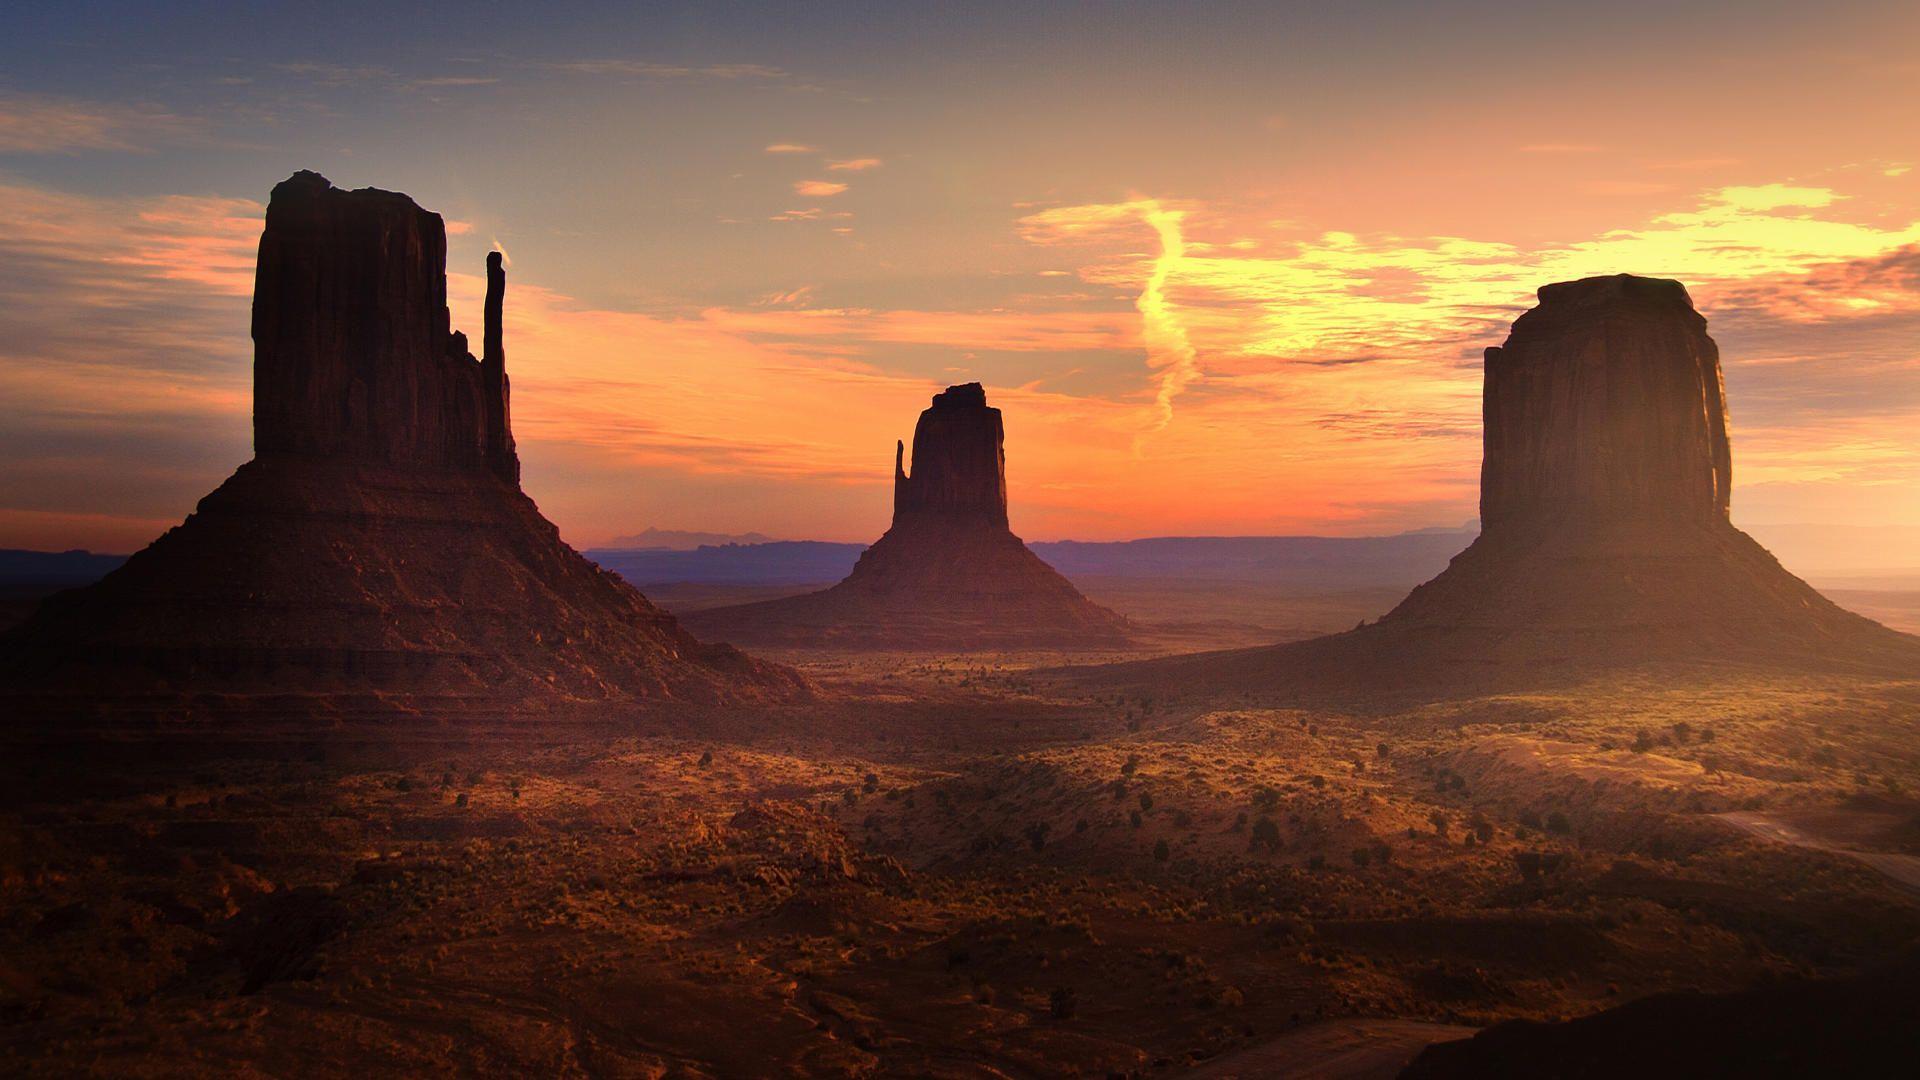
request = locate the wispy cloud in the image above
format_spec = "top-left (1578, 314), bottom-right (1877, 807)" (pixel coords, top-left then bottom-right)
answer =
top-left (551, 60), bottom-right (791, 80)
top-left (794, 179), bottom-right (849, 197)
top-left (0, 93), bottom-right (197, 154)
top-left (764, 142), bottom-right (817, 154)
top-left (827, 157), bottom-right (882, 171)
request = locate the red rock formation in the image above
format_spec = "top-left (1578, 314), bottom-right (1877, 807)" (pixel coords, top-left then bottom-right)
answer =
top-left (252, 171), bottom-right (517, 480)
top-left (1480, 275), bottom-right (1729, 527)
top-left (891, 383), bottom-right (1008, 527)
top-left (2, 172), bottom-right (804, 718)
top-left (1064, 275), bottom-right (1918, 697)
top-left (685, 384), bottom-right (1131, 650)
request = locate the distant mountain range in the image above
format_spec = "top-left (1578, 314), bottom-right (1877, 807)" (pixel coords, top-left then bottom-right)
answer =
top-left (7, 519), bottom-right (1917, 594)
top-left (585, 528), bottom-right (1481, 589)
top-left (601, 528), bottom-right (777, 550)
top-left (0, 549), bottom-right (130, 585)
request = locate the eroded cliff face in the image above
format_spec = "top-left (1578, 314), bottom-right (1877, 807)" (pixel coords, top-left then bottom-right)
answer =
top-left (1480, 274), bottom-right (1730, 529)
top-left (251, 171), bottom-right (517, 481)
top-left (2, 172), bottom-right (803, 716)
top-left (891, 383), bottom-right (1009, 529)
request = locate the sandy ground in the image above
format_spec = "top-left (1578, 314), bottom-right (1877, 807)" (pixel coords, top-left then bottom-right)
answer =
top-left (6, 633), bottom-right (1920, 1074)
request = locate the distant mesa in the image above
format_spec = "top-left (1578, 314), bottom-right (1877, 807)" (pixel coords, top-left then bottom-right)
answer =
top-left (682, 383), bottom-right (1133, 650)
top-left (1064, 273), bottom-right (1920, 696)
top-left (603, 528), bottom-right (779, 551)
top-left (1, 170), bottom-right (805, 719)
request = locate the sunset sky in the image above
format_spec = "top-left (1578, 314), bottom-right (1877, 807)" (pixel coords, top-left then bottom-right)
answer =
top-left (3, 1), bottom-right (1919, 557)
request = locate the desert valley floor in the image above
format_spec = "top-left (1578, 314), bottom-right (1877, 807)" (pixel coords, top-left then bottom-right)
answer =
top-left (6, 581), bottom-right (1919, 1076)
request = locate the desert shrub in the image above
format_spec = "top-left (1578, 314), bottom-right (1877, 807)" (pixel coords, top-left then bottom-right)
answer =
top-left (1376, 742), bottom-right (1390, 758)
top-left (1545, 811), bottom-right (1572, 835)
top-left (1428, 810), bottom-right (1449, 837)
top-left (1232, 811), bottom-right (1247, 832)
top-left (1120, 754), bottom-right (1140, 776)
top-left (1172, 810), bottom-right (1192, 828)
top-left (454, 793), bottom-right (469, 809)
top-left (1671, 721), bottom-right (1693, 744)
top-left (1138, 791), bottom-right (1154, 812)
top-left (1309, 775), bottom-right (1326, 789)
top-left (1350, 846), bottom-right (1372, 867)
top-left (697, 750), bottom-right (713, 768)
top-left (395, 776), bottom-right (414, 792)
top-left (1130, 810), bottom-right (1144, 829)
top-left (842, 789), bottom-right (858, 806)
top-left (1074, 818), bottom-right (1089, 834)
top-left (1251, 816), bottom-right (1282, 851)
top-left (863, 773), bottom-right (880, 794)
top-left (1154, 839), bottom-right (1171, 862)
top-left (1307, 854), bottom-right (1326, 870)
top-left (1518, 808), bottom-right (1542, 829)
top-left (1471, 817), bottom-right (1495, 843)
top-left (1513, 849), bottom-right (1568, 880)
top-left (1251, 785), bottom-right (1281, 810)
top-left (1025, 822), bottom-right (1051, 851)
top-left (1049, 986), bottom-right (1078, 1019)
top-left (1631, 730), bottom-right (1654, 753)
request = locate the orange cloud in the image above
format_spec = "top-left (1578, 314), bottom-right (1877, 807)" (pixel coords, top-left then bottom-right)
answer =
top-left (794, 179), bottom-right (849, 197)
top-left (827, 157), bottom-right (882, 171)
top-left (5, 173), bottom-right (1920, 552)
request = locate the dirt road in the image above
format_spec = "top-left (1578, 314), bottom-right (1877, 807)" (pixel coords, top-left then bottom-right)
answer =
top-left (1183, 1019), bottom-right (1476, 1080)
top-left (1717, 811), bottom-right (1920, 895)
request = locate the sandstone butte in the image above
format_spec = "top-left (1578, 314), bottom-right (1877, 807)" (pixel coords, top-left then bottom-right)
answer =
top-left (1062, 273), bottom-right (1920, 697)
top-left (684, 383), bottom-right (1134, 650)
top-left (0, 171), bottom-right (806, 723)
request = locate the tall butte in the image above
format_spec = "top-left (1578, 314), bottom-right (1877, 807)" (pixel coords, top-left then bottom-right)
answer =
top-left (1, 171), bottom-right (804, 718)
top-left (685, 383), bottom-right (1132, 649)
top-left (1070, 274), bottom-right (1919, 696)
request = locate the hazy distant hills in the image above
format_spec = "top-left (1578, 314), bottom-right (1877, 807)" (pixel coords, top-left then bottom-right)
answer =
top-left (7, 519), bottom-right (1917, 594)
top-left (0, 549), bottom-right (129, 584)
top-left (586, 528), bottom-right (1481, 589)
top-left (602, 527), bottom-right (777, 550)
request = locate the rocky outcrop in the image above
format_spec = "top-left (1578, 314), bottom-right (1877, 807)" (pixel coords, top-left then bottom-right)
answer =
top-left (684, 385), bottom-right (1132, 650)
top-left (1481, 275), bottom-right (1729, 527)
top-left (252, 171), bottom-right (517, 481)
top-left (2, 172), bottom-right (804, 719)
top-left (891, 383), bottom-right (1008, 528)
top-left (1060, 275), bottom-right (1919, 698)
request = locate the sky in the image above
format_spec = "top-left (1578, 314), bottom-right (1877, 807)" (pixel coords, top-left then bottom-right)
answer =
top-left (2, 1), bottom-right (1919, 557)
